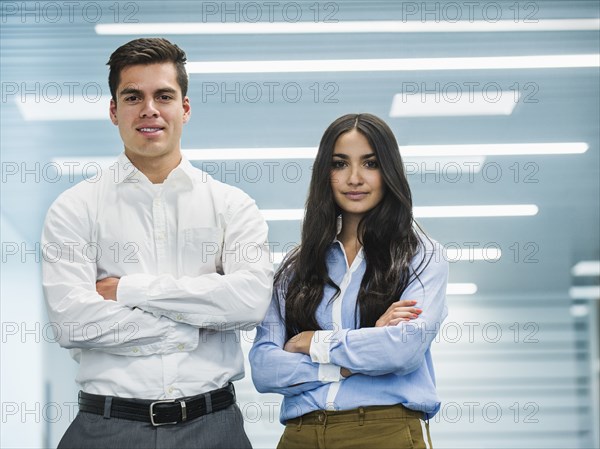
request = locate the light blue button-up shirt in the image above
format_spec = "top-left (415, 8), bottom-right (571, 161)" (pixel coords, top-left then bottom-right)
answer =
top-left (250, 238), bottom-right (448, 423)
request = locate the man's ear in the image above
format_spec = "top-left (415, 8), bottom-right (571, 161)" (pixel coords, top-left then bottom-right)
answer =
top-left (182, 96), bottom-right (191, 124)
top-left (109, 98), bottom-right (118, 125)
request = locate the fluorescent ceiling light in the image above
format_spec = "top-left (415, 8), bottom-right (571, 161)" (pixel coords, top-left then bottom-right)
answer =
top-left (15, 96), bottom-right (110, 121)
top-left (404, 157), bottom-right (485, 174)
top-left (52, 140), bottom-right (586, 173)
top-left (53, 155), bottom-right (484, 177)
top-left (398, 143), bottom-right (589, 156)
top-left (187, 55), bottom-right (599, 74)
top-left (95, 19), bottom-right (600, 35)
top-left (572, 261), bottom-right (600, 277)
top-left (389, 91), bottom-right (518, 117)
top-left (570, 304), bottom-right (589, 317)
top-left (273, 250), bottom-right (479, 294)
top-left (260, 205), bottom-right (538, 220)
top-left (569, 286), bottom-right (600, 299)
top-left (184, 148), bottom-right (316, 160)
top-left (186, 150), bottom-right (486, 174)
top-left (446, 283), bottom-right (478, 295)
top-left (272, 248), bottom-right (500, 264)
top-left (181, 143), bottom-right (586, 159)
top-left (261, 209), bottom-right (305, 221)
top-left (272, 252), bottom-right (288, 265)
top-left (415, 204), bottom-right (538, 217)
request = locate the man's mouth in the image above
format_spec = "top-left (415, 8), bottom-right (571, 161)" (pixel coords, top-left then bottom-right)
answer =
top-left (137, 127), bottom-right (164, 135)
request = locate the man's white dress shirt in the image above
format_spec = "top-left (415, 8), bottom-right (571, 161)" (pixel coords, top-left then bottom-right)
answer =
top-left (42, 153), bottom-right (273, 399)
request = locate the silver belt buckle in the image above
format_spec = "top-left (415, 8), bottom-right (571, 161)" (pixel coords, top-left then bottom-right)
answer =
top-left (149, 399), bottom-right (178, 427)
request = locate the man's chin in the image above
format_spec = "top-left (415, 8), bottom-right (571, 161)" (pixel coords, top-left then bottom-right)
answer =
top-left (125, 147), bottom-right (177, 159)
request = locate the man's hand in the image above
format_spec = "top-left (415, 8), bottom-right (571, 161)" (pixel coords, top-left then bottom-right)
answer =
top-left (375, 300), bottom-right (421, 327)
top-left (284, 331), bottom-right (315, 355)
top-left (96, 277), bottom-right (120, 301)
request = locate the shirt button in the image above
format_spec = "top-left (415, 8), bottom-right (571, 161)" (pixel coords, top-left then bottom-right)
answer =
top-left (318, 414), bottom-right (324, 422)
top-left (177, 344), bottom-right (184, 350)
top-left (168, 387), bottom-right (174, 394)
top-left (176, 314), bottom-right (183, 321)
top-left (132, 348), bottom-right (139, 353)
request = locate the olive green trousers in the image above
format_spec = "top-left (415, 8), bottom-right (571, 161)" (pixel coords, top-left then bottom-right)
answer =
top-left (277, 405), bottom-right (433, 449)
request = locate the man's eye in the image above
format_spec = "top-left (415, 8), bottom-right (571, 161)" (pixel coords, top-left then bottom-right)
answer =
top-left (124, 96), bottom-right (139, 102)
top-left (158, 95), bottom-right (173, 101)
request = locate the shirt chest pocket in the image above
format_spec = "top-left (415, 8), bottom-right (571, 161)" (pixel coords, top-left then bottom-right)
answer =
top-left (180, 227), bottom-right (224, 276)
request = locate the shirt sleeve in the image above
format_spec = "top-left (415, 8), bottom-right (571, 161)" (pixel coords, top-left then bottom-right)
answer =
top-left (309, 253), bottom-right (449, 376)
top-left (249, 295), bottom-right (342, 396)
top-left (116, 193), bottom-right (274, 331)
top-left (42, 191), bottom-right (200, 356)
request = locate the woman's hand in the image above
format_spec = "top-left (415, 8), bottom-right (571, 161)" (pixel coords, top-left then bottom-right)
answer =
top-left (375, 300), bottom-right (422, 327)
top-left (284, 331), bottom-right (315, 354)
top-left (284, 332), bottom-right (354, 380)
top-left (340, 367), bottom-right (352, 378)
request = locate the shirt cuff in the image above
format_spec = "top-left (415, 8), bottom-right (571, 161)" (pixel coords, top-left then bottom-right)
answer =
top-left (310, 330), bottom-right (336, 364)
top-left (117, 273), bottom-right (155, 308)
top-left (318, 363), bottom-right (342, 382)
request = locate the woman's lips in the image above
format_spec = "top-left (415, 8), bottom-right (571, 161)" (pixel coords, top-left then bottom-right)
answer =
top-left (344, 192), bottom-right (368, 200)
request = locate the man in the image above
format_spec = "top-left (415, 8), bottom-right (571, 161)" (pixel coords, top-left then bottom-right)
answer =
top-left (42, 38), bottom-right (273, 448)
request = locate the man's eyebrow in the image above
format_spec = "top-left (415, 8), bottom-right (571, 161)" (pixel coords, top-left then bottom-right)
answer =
top-left (118, 87), bottom-right (141, 97)
top-left (118, 87), bottom-right (178, 97)
top-left (155, 87), bottom-right (178, 95)
top-left (332, 152), bottom-right (376, 159)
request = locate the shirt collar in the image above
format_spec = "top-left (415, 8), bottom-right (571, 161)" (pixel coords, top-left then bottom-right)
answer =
top-left (331, 239), bottom-right (365, 267)
top-left (115, 153), bottom-right (195, 190)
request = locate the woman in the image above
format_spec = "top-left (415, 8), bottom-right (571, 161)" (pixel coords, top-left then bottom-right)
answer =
top-left (250, 113), bottom-right (448, 449)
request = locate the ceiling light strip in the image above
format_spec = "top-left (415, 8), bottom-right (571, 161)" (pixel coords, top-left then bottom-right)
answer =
top-left (389, 91), bottom-right (519, 117)
top-left (272, 248), bottom-right (500, 263)
top-left (187, 55), bottom-right (599, 74)
top-left (446, 283), bottom-right (478, 295)
top-left (572, 261), bottom-right (600, 277)
top-left (95, 19), bottom-right (600, 35)
top-left (51, 142), bottom-right (586, 172)
top-left (260, 205), bottom-right (538, 220)
top-left (181, 143), bottom-right (588, 160)
top-left (569, 286), bottom-right (600, 299)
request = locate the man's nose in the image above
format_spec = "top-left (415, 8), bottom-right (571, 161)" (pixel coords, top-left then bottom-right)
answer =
top-left (140, 99), bottom-right (159, 117)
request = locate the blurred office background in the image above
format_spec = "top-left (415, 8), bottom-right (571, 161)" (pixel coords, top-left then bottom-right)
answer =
top-left (1, 1), bottom-right (599, 447)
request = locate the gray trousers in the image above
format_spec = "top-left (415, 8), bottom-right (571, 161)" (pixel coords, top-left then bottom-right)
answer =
top-left (57, 404), bottom-right (252, 449)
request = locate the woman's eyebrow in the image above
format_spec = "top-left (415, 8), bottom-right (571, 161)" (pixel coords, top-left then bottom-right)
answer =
top-left (332, 153), bottom-right (376, 159)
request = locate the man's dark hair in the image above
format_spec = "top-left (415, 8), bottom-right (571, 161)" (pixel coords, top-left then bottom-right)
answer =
top-left (107, 38), bottom-right (188, 101)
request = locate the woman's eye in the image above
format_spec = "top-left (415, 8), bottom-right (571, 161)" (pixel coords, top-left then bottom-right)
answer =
top-left (331, 160), bottom-right (346, 169)
top-left (365, 159), bottom-right (379, 168)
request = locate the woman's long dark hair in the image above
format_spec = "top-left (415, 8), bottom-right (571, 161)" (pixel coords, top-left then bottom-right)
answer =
top-left (276, 113), bottom-right (432, 339)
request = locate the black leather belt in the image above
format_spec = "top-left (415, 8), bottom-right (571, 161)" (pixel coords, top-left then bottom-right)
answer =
top-left (78, 383), bottom-right (236, 426)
